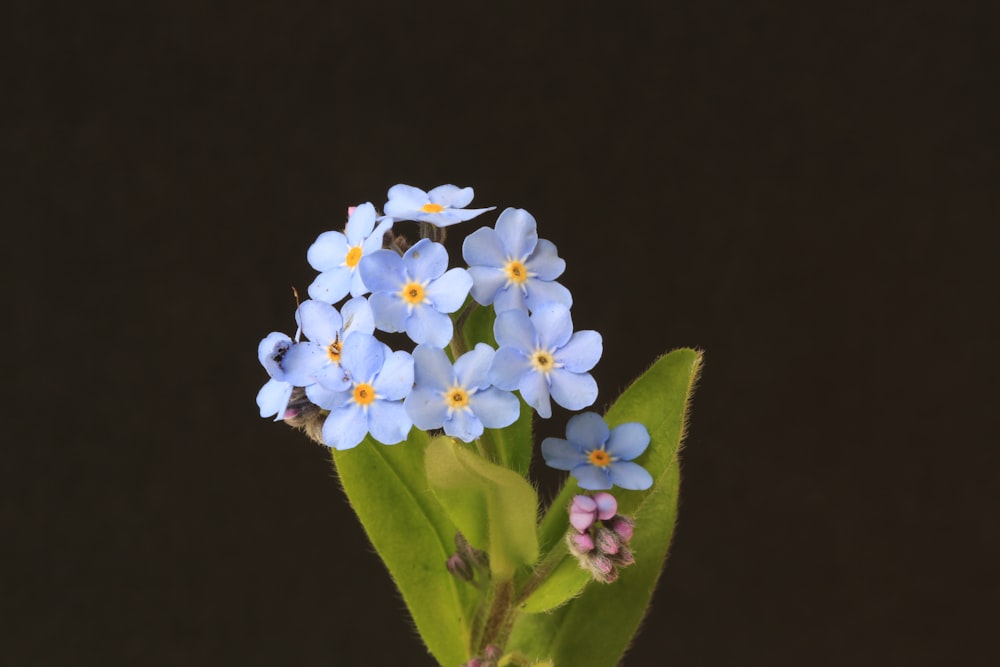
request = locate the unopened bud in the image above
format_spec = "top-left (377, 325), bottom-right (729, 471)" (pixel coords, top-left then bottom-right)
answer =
top-left (484, 645), bottom-right (501, 660)
top-left (567, 530), bottom-right (595, 555)
top-left (569, 495), bottom-right (598, 532)
top-left (594, 527), bottom-right (620, 555)
top-left (447, 553), bottom-right (474, 583)
top-left (589, 553), bottom-right (619, 584)
top-left (609, 515), bottom-right (635, 542)
top-left (592, 491), bottom-right (618, 520)
top-left (613, 545), bottom-right (635, 568)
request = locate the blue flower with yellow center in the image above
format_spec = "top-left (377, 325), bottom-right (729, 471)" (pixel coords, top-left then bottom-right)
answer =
top-left (462, 207), bottom-right (572, 314)
top-left (359, 238), bottom-right (473, 348)
top-left (488, 302), bottom-right (601, 418)
top-left (384, 184), bottom-right (495, 226)
top-left (404, 344), bottom-right (520, 442)
top-left (542, 412), bottom-right (653, 491)
top-left (304, 333), bottom-right (414, 450)
top-left (307, 202), bottom-right (393, 304)
top-left (256, 331), bottom-right (301, 421)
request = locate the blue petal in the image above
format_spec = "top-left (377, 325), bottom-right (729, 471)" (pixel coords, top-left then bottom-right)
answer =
top-left (373, 350), bottom-right (415, 401)
top-left (307, 267), bottom-right (352, 305)
top-left (323, 403), bottom-right (369, 450)
top-left (426, 268), bottom-right (473, 314)
top-left (453, 343), bottom-right (494, 390)
top-left (524, 279), bottom-right (573, 312)
top-left (548, 368), bottom-right (598, 412)
top-left (412, 344), bottom-right (453, 391)
top-left (428, 184), bottom-right (473, 208)
top-left (405, 239), bottom-right (449, 283)
top-left (297, 299), bottom-right (343, 345)
top-left (405, 306), bottom-right (453, 348)
top-left (462, 227), bottom-right (506, 268)
top-left (340, 333), bottom-right (384, 383)
top-left (384, 184), bottom-right (429, 218)
top-left (541, 436), bottom-right (586, 470)
top-left (488, 346), bottom-right (531, 390)
top-left (306, 383), bottom-right (350, 410)
top-left (367, 400), bottom-right (412, 445)
top-left (607, 461), bottom-right (653, 490)
top-left (525, 238), bottom-right (565, 280)
top-left (258, 332), bottom-right (292, 376)
top-left (606, 422), bottom-right (650, 460)
top-left (280, 342), bottom-right (327, 386)
top-left (359, 249), bottom-right (406, 294)
top-left (469, 267), bottom-right (509, 307)
top-left (519, 370), bottom-right (553, 419)
top-left (531, 303), bottom-right (573, 350)
top-left (340, 296), bottom-right (375, 337)
top-left (314, 363), bottom-right (352, 392)
top-left (493, 309), bottom-right (537, 351)
top-left (404, 386), bottom-right (449, 430)
top-left (363, 218), bottom-right (394, 253)
top-left (444, 408), bottom-right (484, 442)
top-left (344, 202), bottom-right (377, 245)
top-left (469, 387), bottom-right (519, 429)
top-left (572, 465), bottom-right (613, 491)
top-left (257, 378), bottom-right (293, 420)
top-left (369, 292), bottom-right (409, 334)
top-left (564, 412), bottom-right (610, 450)
top-left (307, 230), bottom-right (349, 272)
top-left (492, 284), bottom-right (528, 313)
top-left (555, 330), bottom-right (602, 373)
top-left (430, 206), bottom-right (495, 226)
top-left (495, 208), bottom-right (538, 259)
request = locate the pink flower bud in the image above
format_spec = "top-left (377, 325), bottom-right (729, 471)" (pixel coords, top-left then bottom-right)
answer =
top-left (592, 491), bottom-right (618, 520)
top-left (569, 495), bottom-right (598, 531)
top-left (610, 515), bottom-right (635, 542)
top-left (595, 527), bottom-right (620, 555)
top-left (569, 531), bottom-right (595, 554)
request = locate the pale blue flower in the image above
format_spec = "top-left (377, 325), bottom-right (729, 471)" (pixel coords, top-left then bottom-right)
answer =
top-left (280, 297), bottom-right (375, 391)
top-left (304, 333), bottom-right (414, 450)
top-left (488, 302), bottom-right (601, 418)
top-left (542, 412), bottom-right (653, 491)
top-left (462, 207), bottom-right (572, 313)
top-left (307, 202), bottom-right (393, 304)
top-left (256, 331), bottom-right (300, 421)
top-left (359, 238), bottom-right (473, 347)
top-left (383, 184), bottom-right (495, 226)
top-left (404, 344), bottom-right (520, 442)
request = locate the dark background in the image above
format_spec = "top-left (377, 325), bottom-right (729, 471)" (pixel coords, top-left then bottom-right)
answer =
top-left (4, 1), bottom-right (997, 665)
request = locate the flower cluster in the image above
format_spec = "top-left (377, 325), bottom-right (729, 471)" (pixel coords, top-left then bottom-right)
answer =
top-left (565, 493), bottom-right (638, 584)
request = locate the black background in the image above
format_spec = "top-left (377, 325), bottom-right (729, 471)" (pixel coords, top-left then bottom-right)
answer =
top-left (4, 2), bottom-right (997, 665)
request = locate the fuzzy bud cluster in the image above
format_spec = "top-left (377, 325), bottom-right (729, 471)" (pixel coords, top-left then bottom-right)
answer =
top-left (565, 493), bottom-right (637, 584)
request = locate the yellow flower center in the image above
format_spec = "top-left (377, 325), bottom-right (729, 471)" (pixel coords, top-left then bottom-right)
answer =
top-left (345, 245), bottom-right (363, 268)
top-left (421, 203), bottom-right (445, 214)
top-left (444, 385), bottom-right (470, 410)
top-left (530, 349), bottom-right (556, 374)
top-left (326, 335), bottom-right (342, 363)
top-left (588, 449), bottom-right (612, 467)
top-left (353, 382), bottom-right (376, 406)
top-left (401, 281), bottom-right (426, 305)
top-left (504, 259), bottom-right (529, 285)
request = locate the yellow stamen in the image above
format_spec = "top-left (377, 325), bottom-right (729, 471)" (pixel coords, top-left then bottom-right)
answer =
top-left (327, 337), bottom-right (342, 363)
top-left (353, 382), bottom-right (376, 406)
top-left (401, 281), bottom-right (426, 305)
top-left (345, 246), bottom-right (363, 268)
top-left (421, 203), bottom-right (445, 214)
top-left (530, 349), bottom-right (555, 374)
top-left (444, 385), bottom-right (470, 410)
top-left (504, 259), bottom-right (529, 285)
top-left (588, 449), bottom-right (612, 467)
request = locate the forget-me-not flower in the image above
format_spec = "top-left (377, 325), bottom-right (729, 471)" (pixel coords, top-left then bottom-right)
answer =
top-left (462, 207), bottom-right (572, 314)
top-left (489, 302), bottom-right (601, 418)
top-left (359, 238), bottom-right (473, 348)
top-left (304, 333), bottom-right (414, 450)
top-left (256, 331), bottom-right (300, 421)
top-left (404, 343), bottom-right (520, 442)
top-left (307, 202), bottom-right (393, 304)
top-left (279, 297), bottom-right (375, 391)
top-left (383, 184), bottom-right (495, 226)
top-left (542, 412), bottom-right (653, 491)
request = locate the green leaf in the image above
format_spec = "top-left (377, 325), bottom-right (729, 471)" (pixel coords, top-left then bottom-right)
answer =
top-left (458, 302), bottom-right (534, 476)
top-left (332, 431), bottom-right (478, 667)
top-left (425, 436), bottom-right (540, 579)
top-left (509, 348), bottom-right (702, 663)
top-left (516, 543), bottom-right (591, 614)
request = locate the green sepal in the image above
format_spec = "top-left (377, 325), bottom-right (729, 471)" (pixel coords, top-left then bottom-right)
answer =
top-left (425, 436), bottom-right (540, 579)
top-left (332, 432), bottom-right (477, 667)
top-left (508, 348), bottom-right (702, 663)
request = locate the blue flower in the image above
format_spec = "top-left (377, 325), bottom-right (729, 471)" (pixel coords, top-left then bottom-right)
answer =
top-left (383, 184), bottom-right (495, 226)
top-left (488, 302), bottom-right (601, 418)
top-left (304, 333), bottom-right (414, 450)
top-left (404, 344), bottom-right (520, 442)
top-left (256, 331), bottom-right (300, 421)
top-left (541, 412), bottom-right (653, 491)
top-left (462, 207), bottom-right (572, 313)
top-left (307, 202), bottom-right (393, 304)
top-left (280, 297), bottom-right (375, 391)
top-left (359, 238), bottom-right (473, 348)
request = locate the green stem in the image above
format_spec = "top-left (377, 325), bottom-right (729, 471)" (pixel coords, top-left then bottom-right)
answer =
top-left (514, 543), bottom-right (569, 607)
top-left (476, 578), bottom-right (516, 656)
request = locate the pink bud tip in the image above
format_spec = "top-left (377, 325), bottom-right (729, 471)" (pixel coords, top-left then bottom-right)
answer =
top-left (592, 492), bottom-right (618, 520)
